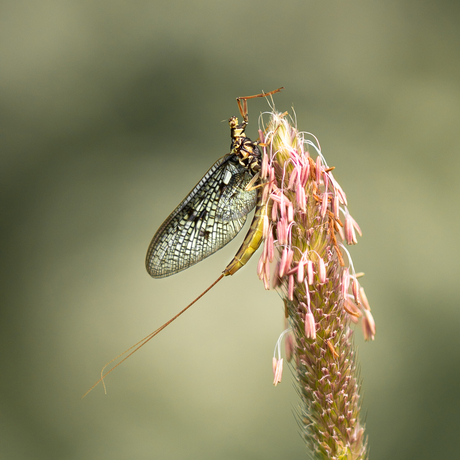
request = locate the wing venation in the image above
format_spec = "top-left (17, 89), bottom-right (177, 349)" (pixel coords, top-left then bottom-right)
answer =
top-left (146, 154), bottom-right (257, 278)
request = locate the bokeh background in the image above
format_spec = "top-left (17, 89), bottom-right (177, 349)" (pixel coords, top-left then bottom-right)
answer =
top-left (2, 1), bottom-right (459, 459)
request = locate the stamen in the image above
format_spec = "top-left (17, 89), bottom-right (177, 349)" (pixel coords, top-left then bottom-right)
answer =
top-left (287, 202), bottom-right (294, 223)
top-left (307, 260), bottom-right (314, 285)
top-left (341, 268), bottom-right (350, 297)
top-left (316, 155), bottom-right (322, 184)
top-left (288, 274), bottom-right (295, 301)
top-left (285, 333), bottom-right (295, 362)
top-left (297, 259), bottom-right (305, 283)
top-left (288, 167), bottom-right (299, 190)
top-left (273, 358), bottom-right (284, 386)
top-left (262, 214), bottom-right (270, 239)
top-left (352, 278), bottom-right (361, 305)
top-left (271, 200), bottom-right (278, 222)
top-left (344, 214), bottom-right (357, 245)
top-left (343, 298), bottom-right (361, 318)
top-left (360, 287), bottom-right (371, 311)
top-left (257, 253), bottom-right (265, 279)
top-left (304, 310), bottom-right (316, 339)
top-left (277, 217), bottom-right (288, 246)
top-left (320, 192), bottom-right (328, 219)
top-left (296, 181), bottom-right (306, 212)
top-left (318, 258), bottom-right (327, 284)
top-left (362, 309), bottom-right (376, 341)
top-left (332, 194), bottom-right (340, 219)
top-left (267, 230), bottom-right (275, 262)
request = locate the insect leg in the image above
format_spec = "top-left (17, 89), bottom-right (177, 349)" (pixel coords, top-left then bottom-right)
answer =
top-left (245, 172), bottom-right (260, 192)
top-left (236, 87), bottom-right (284, 120)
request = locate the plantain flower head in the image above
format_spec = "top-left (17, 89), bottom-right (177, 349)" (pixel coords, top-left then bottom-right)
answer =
top-left (258, 110), bottom-right (373, 460)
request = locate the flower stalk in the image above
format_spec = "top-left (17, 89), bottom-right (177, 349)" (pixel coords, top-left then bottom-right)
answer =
top-left (258, 112), bottom-right (374, 459)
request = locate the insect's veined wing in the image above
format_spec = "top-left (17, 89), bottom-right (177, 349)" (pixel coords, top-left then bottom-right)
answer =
top-left (146, 154), bottom-right (258, 278)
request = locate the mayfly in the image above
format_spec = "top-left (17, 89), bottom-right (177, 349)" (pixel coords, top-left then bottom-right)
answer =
top-left (146, 87), bottom-right (283, 278)
top-left (83, 87), bottom-right (283, 396)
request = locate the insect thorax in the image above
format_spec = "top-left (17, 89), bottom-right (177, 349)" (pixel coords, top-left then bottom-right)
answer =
top-left (228, 116), bottom-right (261, 173)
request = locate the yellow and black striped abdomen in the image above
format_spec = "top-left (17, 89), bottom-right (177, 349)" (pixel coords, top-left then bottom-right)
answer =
top-left (222, 192), bottom-right (266, 276)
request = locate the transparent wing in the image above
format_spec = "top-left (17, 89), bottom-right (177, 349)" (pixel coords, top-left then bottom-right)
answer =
top-left (215, 168), bottom-right (258, 221)
top-left (146, 154), bottom-right (258, 278)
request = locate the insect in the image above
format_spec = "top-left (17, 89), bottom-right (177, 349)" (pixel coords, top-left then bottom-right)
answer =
top-left (146, 87), bottom-right (283, 279)
top-left (83, 88), bottom-right (283, 397)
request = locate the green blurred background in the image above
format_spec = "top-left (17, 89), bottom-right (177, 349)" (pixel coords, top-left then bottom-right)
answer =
top-left (2, 1), bottom-right (459, 459)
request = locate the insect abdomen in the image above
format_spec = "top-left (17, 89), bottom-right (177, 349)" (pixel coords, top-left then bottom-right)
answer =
top-left (222, 193), bottom-right (266, 276)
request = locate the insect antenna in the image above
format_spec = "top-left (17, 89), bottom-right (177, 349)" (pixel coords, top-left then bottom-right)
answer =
top-left (82, 274), bottom-right (224, 398)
